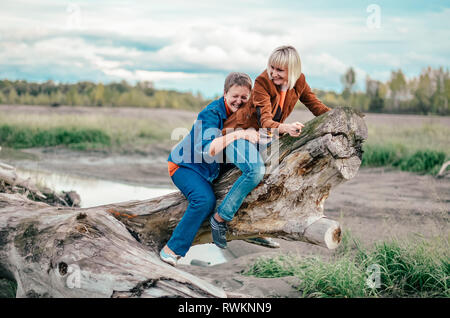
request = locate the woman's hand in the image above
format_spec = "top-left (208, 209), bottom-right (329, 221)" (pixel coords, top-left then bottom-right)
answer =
top-left (279, 122), bottom-right (304, 137)
top-left (236, 129), bottom-right (260, 144)
top-left (209, 129), bottom-right (260, 156)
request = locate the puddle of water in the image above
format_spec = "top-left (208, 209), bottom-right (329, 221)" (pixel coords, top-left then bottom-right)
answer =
top-left (177, 243), bottom-right (227, 266)
top-left (17, 168), bottom-right (176, 208)
top-left (16, 168), bottom-right (228, 266)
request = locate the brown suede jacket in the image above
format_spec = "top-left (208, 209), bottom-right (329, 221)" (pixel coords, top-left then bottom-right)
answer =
top-left (222, 70), bottom-right (331, 134)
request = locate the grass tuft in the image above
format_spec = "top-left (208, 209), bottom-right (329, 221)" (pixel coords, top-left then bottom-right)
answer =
top-left (361, 144), bottom-right (447, 175)
top-left (0, 278), bottom-right (17, 298)
top-left (243, 232), bottom-right (449, 298)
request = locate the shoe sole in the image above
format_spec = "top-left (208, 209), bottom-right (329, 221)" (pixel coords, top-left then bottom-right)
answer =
top-left (214, 242), bottom-right (227, 249)
top-left (161, 257), bottom-right (177, 266)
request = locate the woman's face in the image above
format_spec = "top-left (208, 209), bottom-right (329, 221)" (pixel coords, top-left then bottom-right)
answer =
top-left (224, 85), bottom-right (250, 113)
top-left (269, 64), bottom-right (288, 86)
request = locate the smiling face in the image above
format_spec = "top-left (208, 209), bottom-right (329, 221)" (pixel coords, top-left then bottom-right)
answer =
top-left (268, 64), bottom-right (288, 86)
top-left (224, 85), bottom-right (250, 112)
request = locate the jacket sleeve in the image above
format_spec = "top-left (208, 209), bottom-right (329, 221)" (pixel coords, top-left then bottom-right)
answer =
top-left (193, 109), bottom-right (223, 163)
top-left (252, 76), bottom-right (281, 129)
top-left (299, 75), bottom-right (331, 116)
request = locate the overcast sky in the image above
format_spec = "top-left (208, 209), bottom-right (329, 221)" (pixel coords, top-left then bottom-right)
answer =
top-left (1, 0), bottom-right (449, 98)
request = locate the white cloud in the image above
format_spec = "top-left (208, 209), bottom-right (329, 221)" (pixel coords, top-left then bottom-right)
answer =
top-left (1, 1), bottom-right (448, 96)
top-left (366, 51), bottom-right (450, 70)
top-left (101, 68), bottom-right (208, 82)
top-left (303, 53), bottom-right (348, 77)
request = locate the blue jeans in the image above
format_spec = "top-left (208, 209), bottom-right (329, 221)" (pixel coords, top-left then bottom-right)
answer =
top-left (167, 167), bottom-right (216, 257)
top-left (216, 139), bottom-right (265, 222)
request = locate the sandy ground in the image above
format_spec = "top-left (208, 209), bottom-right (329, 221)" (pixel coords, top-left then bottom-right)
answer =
top-left (183, 166), bottom-right (449, 298)
top-left (1, 105), bottom-right (449, 297)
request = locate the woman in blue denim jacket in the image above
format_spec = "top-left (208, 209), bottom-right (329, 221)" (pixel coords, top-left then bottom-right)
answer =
top-left (160, 72), bottom-right (264, 266)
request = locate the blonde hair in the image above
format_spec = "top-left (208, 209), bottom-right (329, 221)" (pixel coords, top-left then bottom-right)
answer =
top-left (267, 45), bottom-right (302, 90)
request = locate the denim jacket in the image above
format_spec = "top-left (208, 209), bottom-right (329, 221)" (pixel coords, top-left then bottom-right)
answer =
top-left (168, 97), bottom-right (228, 183)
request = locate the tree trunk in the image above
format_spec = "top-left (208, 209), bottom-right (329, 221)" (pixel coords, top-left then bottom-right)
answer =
top-left (0, 107), bottom-right (367, 298)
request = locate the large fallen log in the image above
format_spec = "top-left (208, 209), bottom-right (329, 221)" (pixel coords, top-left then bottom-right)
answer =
top-left (0, 107), bottom-right (367, 298)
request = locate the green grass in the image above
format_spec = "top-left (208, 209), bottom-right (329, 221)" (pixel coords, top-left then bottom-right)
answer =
top-left (366, 240), bottom-right (449, 297)
top-left (361, 144), bottom-right (447, 175)
top-left (0, 125), bottom-right (111, 149)
top-left (362, 123), bottom-right (450, 175)
top-left (1, 110), bottom-right (448, 175)
top-left (0, 112), bottom-right (191, 152)
top-left (0, 278), bottom-right (17, 298)
top-left (243, 232), bottom-right (449, 298)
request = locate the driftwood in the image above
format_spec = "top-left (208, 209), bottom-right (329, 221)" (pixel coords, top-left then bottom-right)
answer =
top-left (0, 160), bottom-right (80, 207)
top-left (0, 107), bottom-right (367, 298)
top-left (437, 161), bottom-right (450, 178)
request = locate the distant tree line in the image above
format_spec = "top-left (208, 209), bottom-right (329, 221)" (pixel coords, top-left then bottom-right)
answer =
top-left (1, 66), bottom-right (449, 115)
top-left (315, 66), bottom-right (449, 115)
top-left (0, 80), bottom-right (209, 110)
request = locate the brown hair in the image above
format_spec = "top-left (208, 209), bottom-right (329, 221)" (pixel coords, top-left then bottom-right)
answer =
top-left (224, 72), bottom-right (252, 93)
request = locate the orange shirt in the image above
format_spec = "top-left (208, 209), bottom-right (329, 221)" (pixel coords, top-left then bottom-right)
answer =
top-left (168, 161), bottom-right (179, 177)
top-left (279, 90), bottom-right (287, 111)
top-left (224, 98), bottom-right (232, 117)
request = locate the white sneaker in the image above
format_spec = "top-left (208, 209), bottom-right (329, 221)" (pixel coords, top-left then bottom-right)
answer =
top-left (159, 248), bottom-right (179, 267)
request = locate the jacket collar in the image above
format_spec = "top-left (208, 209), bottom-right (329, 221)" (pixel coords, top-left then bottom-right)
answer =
top-left (215, 96), bottom-right (229, 120)
top-left (224, 97), bottom-right (233, 117)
